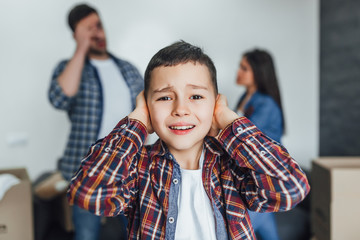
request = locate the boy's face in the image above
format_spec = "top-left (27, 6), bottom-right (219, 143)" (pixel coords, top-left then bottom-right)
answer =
top-left (147, 62), bottom-right (216, 155)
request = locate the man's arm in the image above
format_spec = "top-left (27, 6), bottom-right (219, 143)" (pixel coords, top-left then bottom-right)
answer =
top-left (57, 20), bottom-right (94, 97)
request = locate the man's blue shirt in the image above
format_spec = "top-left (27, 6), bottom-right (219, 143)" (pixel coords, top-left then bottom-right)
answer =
top-left (48, 53), bottom-right (143, 180)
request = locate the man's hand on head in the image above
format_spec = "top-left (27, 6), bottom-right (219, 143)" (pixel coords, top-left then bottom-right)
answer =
top-left (128, 91), bottom-right (154, 134)
top-left (73, 20), bottom-right (95, 55)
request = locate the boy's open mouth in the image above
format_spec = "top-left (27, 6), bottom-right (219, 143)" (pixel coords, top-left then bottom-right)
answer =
top-left (169, 125), bottom-right (195, 130)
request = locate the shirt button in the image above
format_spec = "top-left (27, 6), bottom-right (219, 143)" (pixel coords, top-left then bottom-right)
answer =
top-left (237, 127), bottom-right (243, 134)
top-left (168, 154), bottom-right (173, 160)
top-left (105, 147), bottom-right (110, 152)
top-left (260, 150), bottom-right (266, 156)
top-left (168, 217), bottom-right (175, 223)
top-left (173, 179), bottom-right (179, 184)
top-left (120, 124), bottom-right (127, 128)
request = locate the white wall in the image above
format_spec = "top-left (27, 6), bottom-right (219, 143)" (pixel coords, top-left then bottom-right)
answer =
top-left (0, 0), bottom-right (319, 180)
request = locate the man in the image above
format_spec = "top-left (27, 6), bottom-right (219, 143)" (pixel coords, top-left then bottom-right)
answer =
top-left (48, 4), bottom-right (143, 239)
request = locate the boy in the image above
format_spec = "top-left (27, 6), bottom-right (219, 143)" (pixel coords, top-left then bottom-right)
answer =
top-left (68, 41), bottom-right (310, 239)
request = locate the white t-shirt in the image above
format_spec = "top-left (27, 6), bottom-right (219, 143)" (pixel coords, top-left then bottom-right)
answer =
top-left (90, 58), bottom-right (132, 139)
top-left (175, 150), bottom-right (217, 240)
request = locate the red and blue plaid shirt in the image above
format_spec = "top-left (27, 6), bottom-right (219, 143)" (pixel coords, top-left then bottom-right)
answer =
top-left (68, 116), bottom-right (310, 240)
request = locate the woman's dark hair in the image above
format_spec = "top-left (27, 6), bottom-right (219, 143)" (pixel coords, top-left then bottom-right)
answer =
top-left (242, 49), bottom-right (285, 130)
top-left (68, 4), bottom-right (98, 32)
top-left (144, 40), bottom-right (218, 97)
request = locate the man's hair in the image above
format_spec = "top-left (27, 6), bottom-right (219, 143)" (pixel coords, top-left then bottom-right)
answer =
top-left (144, 40), bottom-right (218, 97)
top-left (68, 4), bottom-right (98, 32)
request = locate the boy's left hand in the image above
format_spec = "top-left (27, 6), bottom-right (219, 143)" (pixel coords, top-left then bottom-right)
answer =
top-left (208, 94), bottom-right (239, 137)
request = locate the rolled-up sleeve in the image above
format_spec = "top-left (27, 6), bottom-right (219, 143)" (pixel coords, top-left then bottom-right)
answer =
top-left (48, 60), bottom-right (74, 110)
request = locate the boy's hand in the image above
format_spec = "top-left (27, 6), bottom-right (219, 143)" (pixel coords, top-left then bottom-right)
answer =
top-left (208, 94), bottom-right (239, 137)
top-left (128, 91), bottom-right (154, 133)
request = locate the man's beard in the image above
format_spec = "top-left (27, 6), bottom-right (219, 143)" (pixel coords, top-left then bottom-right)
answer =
top-left (88, 47), bottom-right (107, 56)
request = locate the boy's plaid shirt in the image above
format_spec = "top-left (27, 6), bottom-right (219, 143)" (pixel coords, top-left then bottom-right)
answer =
top-left (68, 117), bottom-right (310, 240)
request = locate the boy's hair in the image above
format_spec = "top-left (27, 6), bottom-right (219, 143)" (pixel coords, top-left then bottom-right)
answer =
top-left (144, 40), bottom-right (218, 96)
top-left (68, 4), bottom-right (98, 32)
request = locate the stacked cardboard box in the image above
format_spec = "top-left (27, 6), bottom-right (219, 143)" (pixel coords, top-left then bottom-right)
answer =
top-left (0, 168), bottom-right (33, 240)
top-left (34, 171), bottom-right (73, 232)
top-left (311, 157), bottom-right (360, 240)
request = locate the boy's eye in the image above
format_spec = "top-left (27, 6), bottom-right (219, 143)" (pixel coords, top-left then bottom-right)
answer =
top-left (190, 95), bottom-right (203, 100)
top-left (157, 96), bottom-right (171, 101)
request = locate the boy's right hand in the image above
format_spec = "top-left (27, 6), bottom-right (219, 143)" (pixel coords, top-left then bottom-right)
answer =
top-left (128, 91), bottom-right (154, 133)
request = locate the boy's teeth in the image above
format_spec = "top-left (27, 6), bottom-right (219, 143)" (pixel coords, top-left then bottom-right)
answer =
top-left (170, 125), bottom-right (194, 130)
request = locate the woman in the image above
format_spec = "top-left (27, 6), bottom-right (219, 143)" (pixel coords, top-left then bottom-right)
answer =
top-left (236, 49), bottom-right (285, 240)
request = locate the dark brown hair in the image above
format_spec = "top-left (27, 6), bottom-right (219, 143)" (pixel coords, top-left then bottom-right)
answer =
top-left (68, 4), bottom-right (97, 32)
top-left (241, 49), bottom-right (285, 130)
top-left (144, 40), bottom-right (218, 97)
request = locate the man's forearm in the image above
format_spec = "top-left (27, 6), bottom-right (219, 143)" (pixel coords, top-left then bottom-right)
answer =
top-left (57, 47), bottom-right (87, 97)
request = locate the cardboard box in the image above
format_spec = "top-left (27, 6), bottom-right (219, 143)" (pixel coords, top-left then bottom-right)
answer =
top-left (311, 157), bottom-right (360, 240)
top-left (34, 171), bottom-right (68, 200)
top-left (0, 168), bottom-right (33, 240)
top-left (33, 171), bottom-right (73, 232)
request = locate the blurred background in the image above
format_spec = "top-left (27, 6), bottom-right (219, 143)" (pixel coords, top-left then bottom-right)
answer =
top-left (1, 1), bottom-right (360, 240)
top-left (0, 0), bottom-right (320, 179)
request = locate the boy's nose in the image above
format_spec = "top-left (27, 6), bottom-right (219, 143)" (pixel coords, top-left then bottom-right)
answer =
top-left (172, 100), bottom-right (190, 116)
